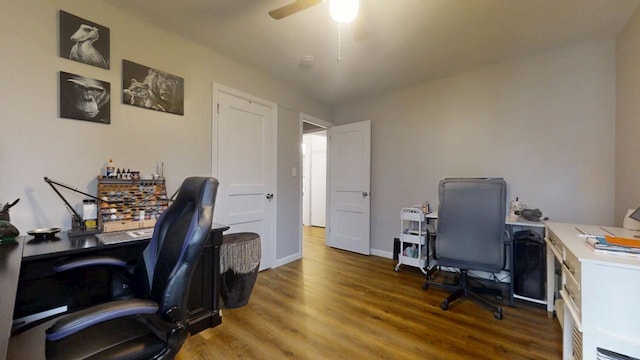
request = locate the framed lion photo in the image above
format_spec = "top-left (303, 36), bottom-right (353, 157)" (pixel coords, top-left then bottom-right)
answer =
top-left (122, 60), bottom-right (184, 115)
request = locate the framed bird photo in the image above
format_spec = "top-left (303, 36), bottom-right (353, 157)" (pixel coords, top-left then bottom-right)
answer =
top-left (59, 10), bottom-right (110, 69)
top-left (59, 71), bottom-right (111, 124)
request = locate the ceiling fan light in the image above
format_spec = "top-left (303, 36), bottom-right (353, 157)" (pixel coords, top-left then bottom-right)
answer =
top-left (330, 0), bottom-right (359, 23)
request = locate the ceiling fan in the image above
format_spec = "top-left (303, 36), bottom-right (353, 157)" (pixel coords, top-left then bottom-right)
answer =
top-left (269, 0), bottom-right (364, 60)
top-left (269, 0), bottom-right (359, 23)
top-left (269, 0), bottom-right (322, 20)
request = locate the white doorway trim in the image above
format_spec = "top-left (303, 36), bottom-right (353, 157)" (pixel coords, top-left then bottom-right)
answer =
top-left (299, 113), bottom-right (333, 258)
top-left (302, 113), bottom-right (333, 132)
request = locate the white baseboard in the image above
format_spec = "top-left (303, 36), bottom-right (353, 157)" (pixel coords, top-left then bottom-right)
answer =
top-left (371, 248), bottom-right (393, 259)
top-left (274, 252), bottom-right (302, 268)
top-left (275, 249), bottom-right (392, 268)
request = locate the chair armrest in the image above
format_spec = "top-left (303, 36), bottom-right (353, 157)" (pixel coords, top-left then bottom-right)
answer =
top-left (53, 256), bottom-right (128, 272)
top-left (55, 256), bottom-right (136, 301)
top-left (46, 299), bottom-right (159, 341)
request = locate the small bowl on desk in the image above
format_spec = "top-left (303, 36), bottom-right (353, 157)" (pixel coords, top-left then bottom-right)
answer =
top-left (27, 227), bottom-right (61, 241)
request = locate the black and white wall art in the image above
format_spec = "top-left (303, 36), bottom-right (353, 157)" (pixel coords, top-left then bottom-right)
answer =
top-left (122, 60), bottom-right (184, 115)
top-left (59, 10), bottom-right (110, 69)
top-left (60, 71), bottom-right (111, 124)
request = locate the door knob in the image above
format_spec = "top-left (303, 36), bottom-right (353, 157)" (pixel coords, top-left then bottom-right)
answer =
top-left (266, 193), bottom-right (274, 200)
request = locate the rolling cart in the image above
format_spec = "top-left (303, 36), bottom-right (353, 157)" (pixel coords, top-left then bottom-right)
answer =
top-left (395, 207), bottom-right (431, 273)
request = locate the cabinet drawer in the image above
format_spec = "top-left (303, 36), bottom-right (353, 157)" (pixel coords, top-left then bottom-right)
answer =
top-left (563, 247), bottom-right (581, 285)
top-left (563, 270), bottom-right (582, 319)
top-left (546, 231), bottom-right (563, 260)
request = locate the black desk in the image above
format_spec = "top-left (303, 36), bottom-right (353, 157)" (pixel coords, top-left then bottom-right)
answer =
top-left (3, 224), bottom-right (228, 360)
top-left (0, 240), bottom-right (24, 360)
top-left (14, 233), bottom-right (148, 326)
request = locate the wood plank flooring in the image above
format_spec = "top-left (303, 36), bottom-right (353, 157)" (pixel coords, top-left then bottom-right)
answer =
top-left (177, 226), bottom-right (562, 359)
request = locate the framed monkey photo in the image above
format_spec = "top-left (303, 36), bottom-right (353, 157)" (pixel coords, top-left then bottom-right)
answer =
top-left (59, 71), bottom-right (111, 124)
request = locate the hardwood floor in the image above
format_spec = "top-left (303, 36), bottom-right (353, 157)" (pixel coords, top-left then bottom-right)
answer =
top-left (178, 226), bottom-right (562, 359)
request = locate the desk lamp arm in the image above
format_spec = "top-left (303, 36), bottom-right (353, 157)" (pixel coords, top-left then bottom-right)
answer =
top-left (44, 177), bottom-right (105, 203)
top-left (44, 177), bottom-right (86, 227)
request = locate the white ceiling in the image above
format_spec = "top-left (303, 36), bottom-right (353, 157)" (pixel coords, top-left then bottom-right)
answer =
top-left (105, 0), bottom-right (639, 105)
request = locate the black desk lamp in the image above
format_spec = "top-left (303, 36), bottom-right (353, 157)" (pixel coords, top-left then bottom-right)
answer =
top-left (44, 177), bottom-right (106, 238)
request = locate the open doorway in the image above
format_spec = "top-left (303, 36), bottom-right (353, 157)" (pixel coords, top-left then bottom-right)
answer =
top-left (300, 114), bottom-right (332, 257)
top-left (302, 129), bottom-right (326, 228)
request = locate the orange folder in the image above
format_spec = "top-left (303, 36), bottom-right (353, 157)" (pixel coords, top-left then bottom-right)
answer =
top-left (604, 235), bottom-right (640, 249)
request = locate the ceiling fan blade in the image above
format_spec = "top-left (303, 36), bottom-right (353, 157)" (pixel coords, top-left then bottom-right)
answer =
top-left (269, 0), bottom-right (323, 19)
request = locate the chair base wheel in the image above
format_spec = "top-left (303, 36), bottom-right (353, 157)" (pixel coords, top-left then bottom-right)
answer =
top-left (440, 300), bottom-right (449, 311)
top-left (422, 283), bottom-right (429, 290)
top-left (494, 311), bottom-right (503, 320)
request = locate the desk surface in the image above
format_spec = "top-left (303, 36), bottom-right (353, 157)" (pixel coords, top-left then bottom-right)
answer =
top-left (0, 241), bottom-right (24, 360)
top-left (546, 221), bottom-right (640, 268)
top-left (21, 223), bottom-right (229, 261)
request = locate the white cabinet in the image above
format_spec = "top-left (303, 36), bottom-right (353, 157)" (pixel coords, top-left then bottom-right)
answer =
top-left (395, 208), bottom-right (431, 273)
top-left (546, 222), bottom-right (640, 360)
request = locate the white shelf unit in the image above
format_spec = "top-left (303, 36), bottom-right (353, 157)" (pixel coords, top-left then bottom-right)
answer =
top-left (395, 207), bottom-right (430, 273)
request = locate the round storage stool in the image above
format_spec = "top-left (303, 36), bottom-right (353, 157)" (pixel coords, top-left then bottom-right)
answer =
top-left (220, 232), bottom-right (261, 308)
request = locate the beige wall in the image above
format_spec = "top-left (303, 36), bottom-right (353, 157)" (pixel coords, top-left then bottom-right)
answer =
top-left (616, 7), bottom-right (640, 226)
top-left (276, 106), bottom-right (302, 264)
top-left (3, 1), bottom-right (636, 259)
top-left (335, 40), bottom-right (616, 254)
top-left (0, 1), bottom-right (331, 246)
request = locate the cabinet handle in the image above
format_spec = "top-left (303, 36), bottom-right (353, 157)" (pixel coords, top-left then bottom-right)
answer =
top-left (562, 260), bottom-right (575, 275)
top-left (563, 284), bottom-right (575, 300)
top-left (266, 193), bottom-right (274, 200)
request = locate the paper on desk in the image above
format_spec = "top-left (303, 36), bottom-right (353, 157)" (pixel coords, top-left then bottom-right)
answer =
top-left (126, 228), bottom-right (154, 238)
top-left (587, 237), bottom-right (640, 253)
top-left (586, 239), bottom-right (640, 258)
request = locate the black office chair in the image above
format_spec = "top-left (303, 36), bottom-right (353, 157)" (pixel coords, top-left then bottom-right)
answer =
top-left (43, 176), bottom-right (218, 359)
top-left (424, 178), bottom-right (508, 320)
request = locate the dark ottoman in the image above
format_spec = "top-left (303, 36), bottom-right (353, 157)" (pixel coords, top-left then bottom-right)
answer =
top-left (220, 232), bottom-right (261, 308)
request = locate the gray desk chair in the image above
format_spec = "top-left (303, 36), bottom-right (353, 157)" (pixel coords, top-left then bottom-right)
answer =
top-left (425, 178), bottom-right (508, 320)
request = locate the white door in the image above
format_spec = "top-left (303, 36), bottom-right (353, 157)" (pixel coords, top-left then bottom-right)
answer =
top-left (213, 85), bottom-right (276, 270)
top-left (326, 120), bottom-right (371, 255)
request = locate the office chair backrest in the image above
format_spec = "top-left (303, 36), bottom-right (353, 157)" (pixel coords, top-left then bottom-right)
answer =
top-left (436, 178), bottom-right (507, 272)
top-left (132, 176), bottom-right (218, 317)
